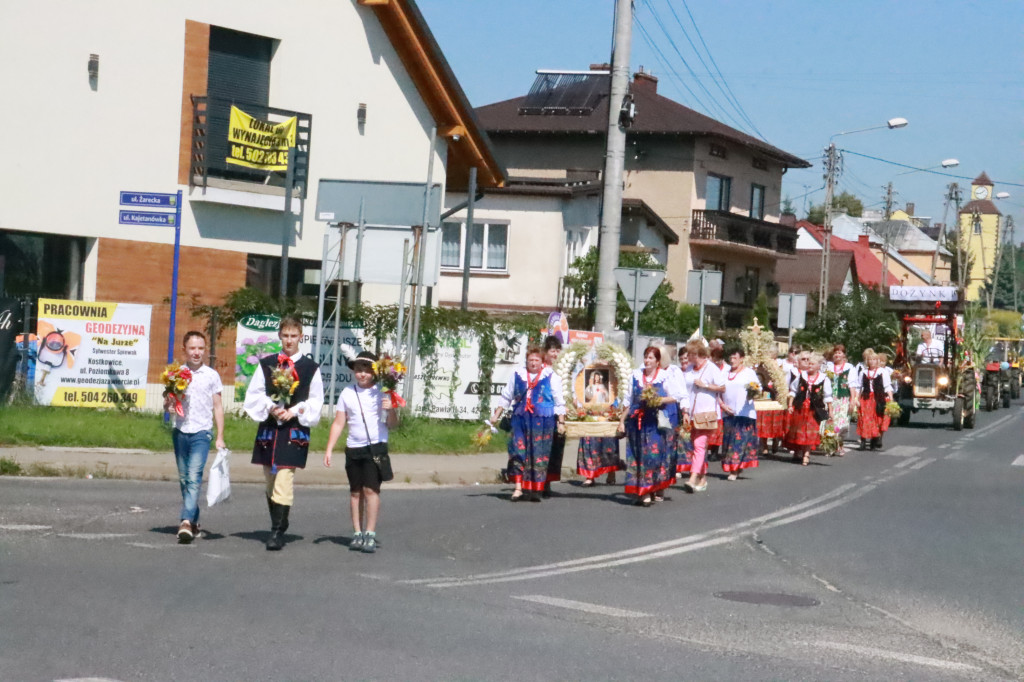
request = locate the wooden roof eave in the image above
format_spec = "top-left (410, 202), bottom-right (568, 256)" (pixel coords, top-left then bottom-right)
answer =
top-left (358, 0), bottom-right (506, 189)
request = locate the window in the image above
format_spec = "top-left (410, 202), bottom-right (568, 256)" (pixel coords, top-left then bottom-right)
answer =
top-left (752, 157), bottom-right (768, 170)
top-left (706, 174), bottom-right (731, 212)
top-left (709, 143), bottom-right (727, 159)
top-left (441, 221), bottom-right (509, 271)
top-left (973, 220), bottom-right (982, 235)
top-left (246, 255), bottom-right (320, 297)
top-left (750, 184), bottom-right (766, 220)
top-left (743, 266), bottom-right (760, 305)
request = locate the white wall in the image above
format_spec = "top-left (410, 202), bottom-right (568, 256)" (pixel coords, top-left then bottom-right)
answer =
top-left (0, 0), bottom-right (446, 290)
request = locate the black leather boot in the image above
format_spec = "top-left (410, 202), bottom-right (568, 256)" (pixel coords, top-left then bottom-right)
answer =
top-left (859, 439), bottom-right (868, 451)
top-left (279, 504), bottom-right (290, 536)
top-left (871, 437), bottom-right (882, 451)
top-left (266, 502), bottom-right (285, 551)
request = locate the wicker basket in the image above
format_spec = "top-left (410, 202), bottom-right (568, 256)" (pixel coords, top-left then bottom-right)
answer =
top-left (753, 399), bottom-right (785, 412)
top-left (564, 420), bottom-right (620, 438)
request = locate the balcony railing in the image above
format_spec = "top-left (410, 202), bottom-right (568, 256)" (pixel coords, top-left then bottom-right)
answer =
top-left (190, 95), bottom-right (312, 198)
top-left (557, 276), bottom-right (588, 311)
top-left (690, 209), bottom-right (797, 254)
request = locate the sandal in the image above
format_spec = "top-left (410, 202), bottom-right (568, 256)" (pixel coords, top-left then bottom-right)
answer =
top-left (802, 453), bottom-right (810, 466)
top-left (581, 478), bottom-right (595, 487)
top-left (606, 472), bottom-right (616, 485)
top-left (641, 495), bottom-right (653, 507)
top-left (727, 474), bottom-right (738, 482)
top-left (510, 489), bottom-right (524, 502)
top-left (653, 494), bottom-right (664, 503)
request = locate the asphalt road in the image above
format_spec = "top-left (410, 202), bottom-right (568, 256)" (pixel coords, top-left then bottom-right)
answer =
top-left (2, 404), bottom-right (1022, 681)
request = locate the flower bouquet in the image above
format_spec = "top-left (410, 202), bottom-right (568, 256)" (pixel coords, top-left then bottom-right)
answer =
top-left (746, 381), bottom-right (762, 400)
top-left (269, 362), bottom-right (300, 424)
top-left (161, 364), bottom-right (193, 417)
top-left (884, 401), bottom-right (902, 419)
top-left (374, 355), bottom-right (407, 422)
top-left (819, 420), bottom-right (842, 456)
top-left (471, 421), bottom-right (497, 450)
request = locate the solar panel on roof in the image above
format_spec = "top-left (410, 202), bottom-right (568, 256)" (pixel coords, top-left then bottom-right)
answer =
top-left (519, 71), bottom-right (610, 116)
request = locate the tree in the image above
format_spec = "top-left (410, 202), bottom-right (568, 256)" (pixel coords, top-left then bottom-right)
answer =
top-left (561, 247), bottom-right (704, 338)
top-left (781, 196), bottom-right (795, 215)
top-left (795, 287), bottom-right (898, 360)
top-left (983, 244), bottom-right (1018, 310)
top-left (806, 191), bottom-right (864, 225)
top-left (944, 232), bottom-right (976, 290)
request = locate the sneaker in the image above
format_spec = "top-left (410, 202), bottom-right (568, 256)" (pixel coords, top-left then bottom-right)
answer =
top-left (177, 521), bottom-right (193, 544)
top-left (349, 532), bottom-right (364, 551)
top-left (362, 534), bottom-right (377, 554)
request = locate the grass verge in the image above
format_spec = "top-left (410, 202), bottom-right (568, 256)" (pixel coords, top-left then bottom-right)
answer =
top-left (0, 406), bottom-right (508, 455)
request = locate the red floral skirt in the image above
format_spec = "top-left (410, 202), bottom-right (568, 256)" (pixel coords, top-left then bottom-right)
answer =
top-left (708, 419), bottom-right (724, 447)
top-left (858, 397), bottom-right (884, 439)
top-left (756, 409), bottom-right (788, 438)
top-left (785, 405), bottom-right (821, 448)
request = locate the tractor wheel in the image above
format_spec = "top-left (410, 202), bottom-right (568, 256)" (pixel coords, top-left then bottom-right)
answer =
top-left (985, 384), bottom-right (996, 411)
top-left (953, 397), bottom-right (964, 431)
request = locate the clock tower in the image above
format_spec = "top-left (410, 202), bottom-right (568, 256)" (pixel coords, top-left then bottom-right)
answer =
top-left (960, 171), bottom-right (1002, 301)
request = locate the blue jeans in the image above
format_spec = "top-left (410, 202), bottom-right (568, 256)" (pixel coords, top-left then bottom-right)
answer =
top-left (172, 429), bottom-right (212, 525)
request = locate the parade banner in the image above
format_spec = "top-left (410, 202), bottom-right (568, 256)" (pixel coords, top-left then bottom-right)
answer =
top-left (34, 299), bottom-right (151, 408)
top-left (411, 331), bottom-right (527, 420)
top-left (233, 314), bottom-right (364, 403)
top-left (226, 106), bottom-right (296, 171)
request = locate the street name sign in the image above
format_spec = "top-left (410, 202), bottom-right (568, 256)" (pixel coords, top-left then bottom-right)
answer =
top-left (119, 191), bottom-right (178, 208)
top-left (118, 210), bottom-right (176, 226)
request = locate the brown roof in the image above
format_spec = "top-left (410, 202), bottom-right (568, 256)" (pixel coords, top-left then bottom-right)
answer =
top-left (960, 199), bottom-right (1002, 216)
top-left (475, 79), bottom-right (810, 169)
top-left (972, 171), bottom-right (993, 186)
top-left (622, 198), bottom-right (679, 245)
top-left (774, 250), bottom-right (854, 296)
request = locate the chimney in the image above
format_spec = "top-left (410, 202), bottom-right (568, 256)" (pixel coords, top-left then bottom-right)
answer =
top-left (589, 62), bottom-right (611, 72)
top-left (905, 202), bottom-right (915, 216)
top-left (858, 235), bottom-right (870, 247)
top-left (779, 212), bottom-right (796, 226)
top-left (632, 67), bottom-right (658, 95)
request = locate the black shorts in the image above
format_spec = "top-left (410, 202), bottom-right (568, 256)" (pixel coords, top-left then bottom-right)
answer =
top-left (345, 446), bottom-right (382, 492)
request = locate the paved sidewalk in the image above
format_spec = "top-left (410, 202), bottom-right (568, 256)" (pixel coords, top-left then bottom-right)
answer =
top-left (0, 444), bottom-right (541, 488)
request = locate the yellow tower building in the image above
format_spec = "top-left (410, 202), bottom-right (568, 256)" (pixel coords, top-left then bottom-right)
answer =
top-left (961, 172), bottom-right (1002, 301)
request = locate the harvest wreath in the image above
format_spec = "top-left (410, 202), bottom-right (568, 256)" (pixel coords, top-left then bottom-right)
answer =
top-left (553, 341), bottom-right (633, 437)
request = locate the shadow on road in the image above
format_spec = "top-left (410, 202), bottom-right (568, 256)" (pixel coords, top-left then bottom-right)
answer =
top-left (150, 525), bottom-right (226, 540)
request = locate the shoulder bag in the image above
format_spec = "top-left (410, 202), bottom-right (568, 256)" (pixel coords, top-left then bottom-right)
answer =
top-left (690, 365), bottom-right (719, 430)
top-left (356, 388), bottom-right (394, 482)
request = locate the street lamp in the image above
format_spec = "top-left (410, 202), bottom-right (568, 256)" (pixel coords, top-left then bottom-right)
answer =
top-left (894, 158), bottom-right (960, 176)
top-left (818, 117), bottom-right (909, 313)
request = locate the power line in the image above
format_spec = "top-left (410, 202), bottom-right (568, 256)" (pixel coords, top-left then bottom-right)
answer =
top-left (634, 18), bottom-right (712, 117)
top-left (838, 149), bottom-right (1024, 188)
top-left (674, 0), bottom-right (768, 142)
top-left (639, 3), bottom-right (750, 133)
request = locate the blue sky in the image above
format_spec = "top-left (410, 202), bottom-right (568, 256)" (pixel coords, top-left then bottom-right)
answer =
top-left (418, 0), bottom-right (1023, 233)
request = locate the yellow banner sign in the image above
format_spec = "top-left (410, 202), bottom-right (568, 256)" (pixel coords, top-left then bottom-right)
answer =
top-left (226, 105), bottom-right (296, 171)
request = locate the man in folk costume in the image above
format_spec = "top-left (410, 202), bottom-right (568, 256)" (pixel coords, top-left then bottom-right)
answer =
top-left (244, 316), bottom-right (324, 550)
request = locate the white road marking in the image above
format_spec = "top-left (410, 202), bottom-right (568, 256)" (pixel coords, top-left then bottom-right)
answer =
top-left (57, 533), bottom-right (135, 540)
top-left (893, 457), bottom-right (920, 469)
top-left (0, 524), bottom-right (52, 531)
top-left (403, 484), bottom-right (857, 586)
top-left (514, 595), bottom-right (649, 618)
top-left (1012, 455), bottom-right (1024, 467)
top-left (125, 542), bottom-right (173, 550)
top-left (909, 458), bottom-right (936, 470)
top-left (880, 445), bottom-right (926, 457)
top-left (55, 678), bottom-right (126, 682)
top-left (970, 412), bottom-right (1017, 438)
top-left (807, 640), bottom-right (979, 673)
top-left (944, 451), bottom-right (973, 461)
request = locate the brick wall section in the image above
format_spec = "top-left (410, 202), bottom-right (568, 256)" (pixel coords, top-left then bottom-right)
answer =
top-left (178, 20), bottom-right (210, 186)
top-left (95, 238), bottom-right (245, 385)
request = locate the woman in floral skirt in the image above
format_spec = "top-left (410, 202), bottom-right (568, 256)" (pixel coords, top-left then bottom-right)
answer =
top-left (826, 344), bottom-right (856, 456)
top-left (617, 346), bottom-right (686, 507)
top-left (492, 347), bottom-right (566, 502)
top-left (786, 350), bottom-right (833, 466)
top-left (857, 350), bottom-right (892, 451)
top-left (719, 346), bottom-right (761, 480)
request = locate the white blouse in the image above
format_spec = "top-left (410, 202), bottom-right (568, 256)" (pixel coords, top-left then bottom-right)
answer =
top-left (496, 366), bottom-right (566, 416)
top-left (685, 360), bottom-right (726, 417)
top-left (722, 366), bottom-right (760, 419)
top-left (626, 367), bottom-right (688, 406)
top-left (788, 370), bottom-right (834, 404)
top-left (859, 367), bottom-right (893, 395)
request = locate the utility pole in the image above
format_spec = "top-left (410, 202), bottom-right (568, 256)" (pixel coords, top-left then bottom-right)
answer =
top-left (1009, 216), bottom-right (1019, 312)
top-left (930, 183), bottom-right (958, 284)
top-left (817, 143), bottom-right (840, 313)
top-left (880, 181), bottom-right (894, 292)
top-left (986, 213), bottom-right (1005, 314)
top-left (594, 0), bottom-right (633, 334)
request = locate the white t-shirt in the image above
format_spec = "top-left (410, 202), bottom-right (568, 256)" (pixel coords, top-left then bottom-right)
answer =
top-left (338, 384), bottom-right (388, 448)
top-left (722, 366), bottom-right (760, 419)
top-left (686, 360), bottom-right (726, 417)
top-left (175, 365), bottom-right (222, 434)
top-left (916, 339), bottom-right (944, 362)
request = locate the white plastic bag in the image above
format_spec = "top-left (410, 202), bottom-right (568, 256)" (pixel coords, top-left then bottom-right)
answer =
top-left (206, 448), bottom-right (231, 507)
